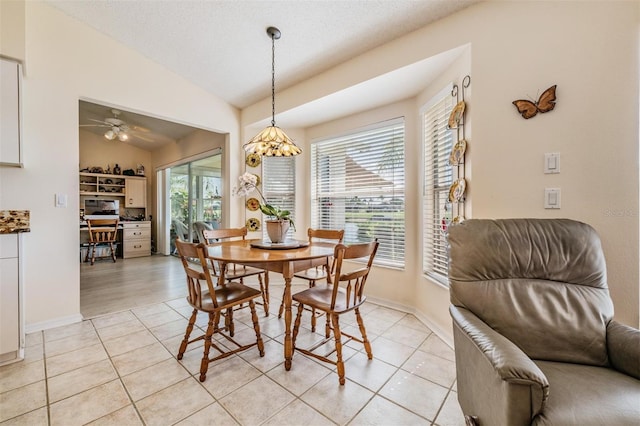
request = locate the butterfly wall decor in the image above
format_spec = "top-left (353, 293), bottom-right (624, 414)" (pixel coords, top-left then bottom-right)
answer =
top-left (512, 85), bottom-right (557, 119)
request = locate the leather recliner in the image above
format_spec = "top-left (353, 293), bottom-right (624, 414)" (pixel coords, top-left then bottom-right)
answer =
top-left (448, 218), bottom-right (640, 425)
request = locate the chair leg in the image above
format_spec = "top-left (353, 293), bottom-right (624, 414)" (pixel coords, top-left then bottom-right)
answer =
top-left (309, 279), bottom-right (317, 332)
top-left (249, 300), bottom-right (265, 356)
top-left (199, 312), bottom-right (216, 382)
top-left (258, 273), bottom-right (269, 316)
top-left (84, 244), bottom-right (90, 263)
top-left (331, 313), bottom-right (345, 385)
top-left (355, 307), bottom-right (372, 359)
top-left (278, 295), bottom-right (285, 319)
top-left (110, 242), bottom-right (116, 262)
top-left (178, 308), bottom-right (198, 360)
top-left (292, 303), bottom-right (305, 347)
top-left (90, 244), bottom-right (96, 265)
top-left (325, 310), bottom-right (331, 339)
top-left (225, 307), bottom-right (234, 337)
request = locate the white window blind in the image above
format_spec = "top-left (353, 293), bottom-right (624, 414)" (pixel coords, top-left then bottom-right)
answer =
top-left (262, 156), bottom-right (296, 239)
top-left (423, 91), bottom-right (454, 281)
top-left (311, 118), bottom-right (405, 267)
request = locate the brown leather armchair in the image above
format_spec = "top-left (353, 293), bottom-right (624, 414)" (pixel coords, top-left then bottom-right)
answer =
top-left (448, 219), bottom-right (640, 425)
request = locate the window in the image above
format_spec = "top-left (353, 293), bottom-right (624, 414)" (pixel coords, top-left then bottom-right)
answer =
top-left (311, 118), bottom-right (405, 267)
top-left (262, 156), bottom-right (296, 239)
top-left (422, 89), bottom-right (454, 282)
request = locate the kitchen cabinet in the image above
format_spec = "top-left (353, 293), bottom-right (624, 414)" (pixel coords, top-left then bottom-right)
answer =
top-left (0, 57), bottom-right (22, 167)
top-left (123, 221), bottom-right (151, 258)
top-left (125, 177), bottom-right (146, 208)
top-left (0, 233), bottom-right (23, 365)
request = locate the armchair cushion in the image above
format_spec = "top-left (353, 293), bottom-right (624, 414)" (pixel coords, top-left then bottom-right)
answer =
top-left (449, 219), bottom-right (613, 366)
top-left (532, 361), bottom-right (640, 426)
top-left (607, 320), bottom-right (640, 380)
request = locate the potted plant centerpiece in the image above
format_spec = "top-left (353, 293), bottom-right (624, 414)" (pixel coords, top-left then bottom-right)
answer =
top-left (233, 172), bottom-right (295, 243)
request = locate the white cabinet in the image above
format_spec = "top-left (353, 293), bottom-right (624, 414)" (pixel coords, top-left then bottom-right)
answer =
top-left (0, 234), bottom-right (23, 365)
top-left (0, 57), bottom-right (22, 167)
top-left (125, 177), bottom-right (146, 208)
top-left (79, 173), bottom-right (126, 196)
top-left (123, 221), bottom-right (151, 258)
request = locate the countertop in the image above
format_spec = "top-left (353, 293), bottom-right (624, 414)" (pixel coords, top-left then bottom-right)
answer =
top-left (0, 210), bottom-right (30, 234)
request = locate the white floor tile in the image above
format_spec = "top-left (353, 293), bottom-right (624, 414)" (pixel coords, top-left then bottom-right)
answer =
top-left (5, 301), bottom-right (456, 426)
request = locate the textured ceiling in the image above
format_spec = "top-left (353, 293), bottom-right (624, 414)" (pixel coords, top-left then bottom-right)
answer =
top-left (48, 0), bottom-right (477, 109)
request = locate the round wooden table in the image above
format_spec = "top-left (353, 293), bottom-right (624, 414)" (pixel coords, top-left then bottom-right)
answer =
top-left (206, 239), bottom-right (335, 370)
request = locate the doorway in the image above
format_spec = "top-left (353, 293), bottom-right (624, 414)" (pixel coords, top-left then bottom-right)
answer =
top-left (168, 150), bottom-right (223, 253)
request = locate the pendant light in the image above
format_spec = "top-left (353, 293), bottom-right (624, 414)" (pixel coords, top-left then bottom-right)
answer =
top-left (243, 26), bottom-right (301, 157)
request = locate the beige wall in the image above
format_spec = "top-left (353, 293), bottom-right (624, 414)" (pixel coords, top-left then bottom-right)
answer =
top-left (266, 1), bottom-right (639, 336)
top-left (0, 2), bottom-right (241, 329)
top-left (0, 0), bottom-right (25, 62)
top-left (1, 0), bottom-right (637, 335)
top-left (80, 129), bottom-right (152, 175)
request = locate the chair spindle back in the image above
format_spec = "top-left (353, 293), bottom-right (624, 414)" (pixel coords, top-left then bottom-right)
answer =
top-left (175, 238), bottom-right (218, 310)
top-left (330, 240), bottom-right (379, 310)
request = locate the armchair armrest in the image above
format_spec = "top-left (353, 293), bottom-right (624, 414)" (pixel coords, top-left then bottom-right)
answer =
top-left (450, 306), bottom-right (549, 425)
top-left (607, 320), bottom-right (640, 380)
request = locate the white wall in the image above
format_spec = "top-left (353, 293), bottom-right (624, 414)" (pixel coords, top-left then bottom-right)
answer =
top-left (0, 2), bottom-right (241, 329)
top-left (258, 1), bottom-right (639, 335)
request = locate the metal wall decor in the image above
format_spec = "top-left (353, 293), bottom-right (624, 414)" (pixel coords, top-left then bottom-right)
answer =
top-left (448, 75), bottom-right (470, 225)
top-left (512, 85), bottom-right (557, 119)
top-left (246, 217), bottom-right (261, 232)
top-left (246, 153), bottom-right (261, 167)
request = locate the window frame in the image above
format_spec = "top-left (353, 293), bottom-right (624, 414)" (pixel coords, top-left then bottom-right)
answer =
top-left (311, 118), bottom-right (406, 268)
top-left (261, 156), bottom-right (296, 240)
top-left (422, 86), bottom-right (455, 285)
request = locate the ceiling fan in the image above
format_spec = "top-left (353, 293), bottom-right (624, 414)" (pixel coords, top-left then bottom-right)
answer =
top-left (80, 109), bottom-right (155, 142)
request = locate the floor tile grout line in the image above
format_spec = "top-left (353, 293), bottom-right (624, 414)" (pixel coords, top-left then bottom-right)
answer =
top-left (5, 300), bottom-right (459, 426)
top-left (42, 331), bottom-right (52, 426)
top-left (85, 316), bottom-right (144, 425)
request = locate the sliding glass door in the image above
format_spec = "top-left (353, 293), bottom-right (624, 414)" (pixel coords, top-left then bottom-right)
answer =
top-left (169, 152), bottom-right (222, 253)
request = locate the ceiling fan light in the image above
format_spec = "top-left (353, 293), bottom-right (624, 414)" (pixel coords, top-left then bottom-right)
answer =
top-left (104, 129), bottom-right (116, 140)
top-left (118, 133), bottom-right (129, 142)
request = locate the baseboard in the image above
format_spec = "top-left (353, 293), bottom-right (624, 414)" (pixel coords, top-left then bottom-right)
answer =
top-left (367, 295), bottom-right (454, 348)
top-left (25, 313), bottom-right (84, 334)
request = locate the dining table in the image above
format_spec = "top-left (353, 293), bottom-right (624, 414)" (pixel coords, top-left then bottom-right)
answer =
top-left (206, 239), bottom-right (336, 370)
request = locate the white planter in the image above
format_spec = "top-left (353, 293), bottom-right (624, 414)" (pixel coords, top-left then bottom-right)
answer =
top-left (266, 220), bottom-right (290, 243)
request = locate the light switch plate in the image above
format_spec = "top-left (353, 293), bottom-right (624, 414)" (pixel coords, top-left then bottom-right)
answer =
top-left (544, 188), bottom-right (561, 209)
top-left (544, 152), bottom-right (560, 174)
top-left (55, 193), bottom-right (67, 208)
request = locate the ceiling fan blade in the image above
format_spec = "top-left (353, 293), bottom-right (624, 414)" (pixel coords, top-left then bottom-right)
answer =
top-left (129, 133), bottom-right (156, 142)
top-left (129, 130), bottom-right (175, 144)
top-left (130, 125), bottom-right (152, 133)
top-left (88, 118), bottom-right (110, 125)
top-left (80, 124), bottom-right (110, 128)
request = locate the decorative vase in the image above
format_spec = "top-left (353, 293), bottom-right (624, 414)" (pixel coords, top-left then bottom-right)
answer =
top-left (266, 219), bottom-right (290, 243)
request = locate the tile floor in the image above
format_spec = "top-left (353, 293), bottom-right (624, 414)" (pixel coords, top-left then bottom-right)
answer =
top-left (0, 280), bottom-right (464, 425)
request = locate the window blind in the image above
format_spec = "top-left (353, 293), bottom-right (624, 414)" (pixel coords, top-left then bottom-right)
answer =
top-left (423, 92), bottom-right (454, 281)
top-left (311, 118), bottom-right (405, 267)
top-left (262, 156), bottom-right (296, 239)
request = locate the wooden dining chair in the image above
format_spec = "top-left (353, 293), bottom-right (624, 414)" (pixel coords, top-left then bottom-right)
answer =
top-left (85, 218), bottom-right (119, 265)
top-left (201, 227), bottom-right (270, 316)
top-left (174, 238), bottom-right (264, 382)
top-left (279, 228), bottom-right (344, 334)
top-left (291, 239), bottom-right (379, 385)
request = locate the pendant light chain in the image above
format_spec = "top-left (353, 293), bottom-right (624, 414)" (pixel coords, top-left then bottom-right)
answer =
top-left (242, 26), bottom-right (301, 156)
top-left (271, 32), bottom-right (276, 127)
